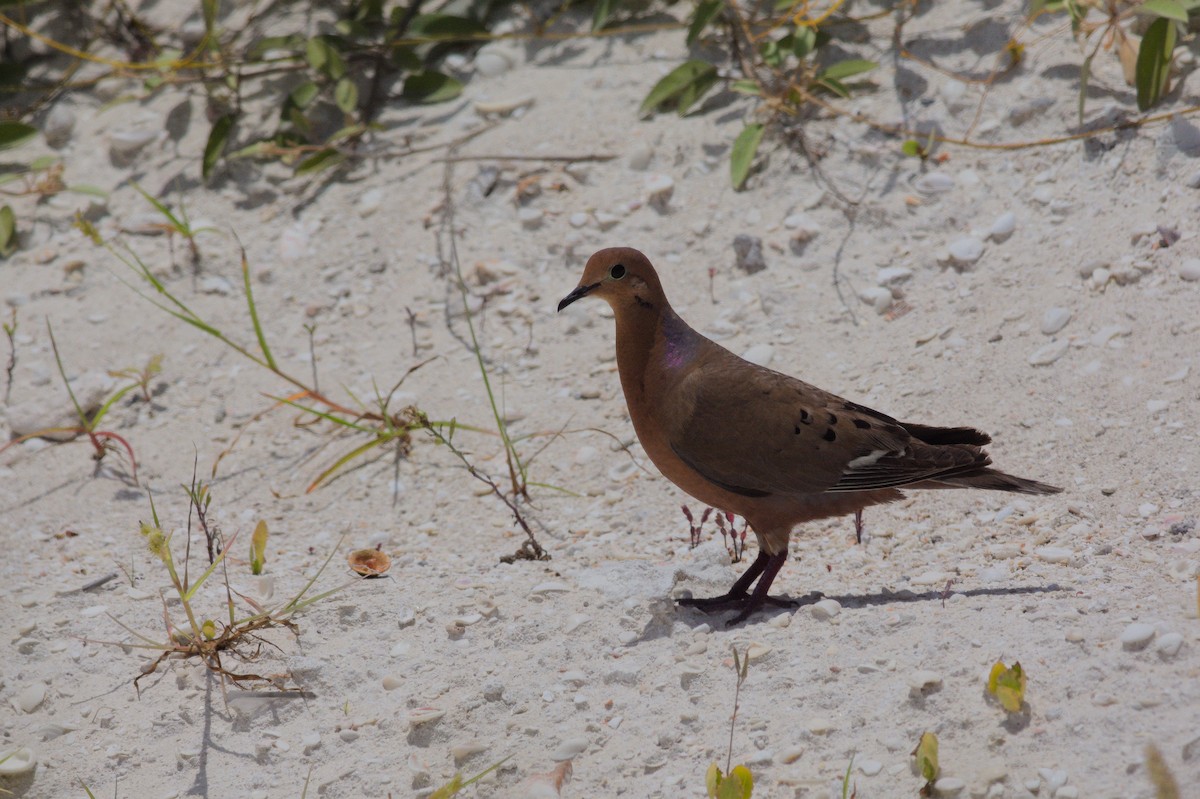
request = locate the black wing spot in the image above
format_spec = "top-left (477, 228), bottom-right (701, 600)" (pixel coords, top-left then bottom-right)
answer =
top-left (853, 419), bottom-right (872, 429)
top-left (827, 412), bottom-right (838, 425)
top-left (793, 426), bottom-right (802, 435)
top-left (822, 428), bottom-right (837, 442)
top-left (799, 409), bottom-right (812, 424)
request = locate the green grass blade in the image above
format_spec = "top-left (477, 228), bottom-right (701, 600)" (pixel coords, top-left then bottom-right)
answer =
top-left (182, 531), bottom-right (238, 602)
top-left (266, 394), bottom-right (376, 433)
top-left (45, 319), bottom-right (90, 429)
top-left (239, 244), bottom-right (277, 370)
top-left (307, 436), bottom-right (389, 491)
top-left (130, 181), bottom-right (185, 232)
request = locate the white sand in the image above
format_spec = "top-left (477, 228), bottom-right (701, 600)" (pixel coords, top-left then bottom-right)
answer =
top-left (2, 2), bottom-right (1199, 797)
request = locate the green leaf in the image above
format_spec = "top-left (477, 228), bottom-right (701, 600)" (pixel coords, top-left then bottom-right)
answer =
top-left (388, 44), bottom-right (421, 71)
top-left (687, 0), bottom-right (723, 46)
top-left (819, 77), bottom-right (849, 98)
top-left (334, 78), bottom-right (358, 113)
top-left (202, 113), bottom-right (234, 181)
top-left (249, 34), bottom-right (304, 59)
top-left (987, 660), bottom-right (1027, 712)
top-left (639, 60), bottom-right (719, 119)
top-left (305, 36), bottom-right (329, 72)
top-left (731, 79), bottom-right (760, 95)
top-left (900, 139), bottom-right (922, 157)
top-left (402, 71), bottom-right (463, 103)
top-left (819, 58), bottom-right (878, 81)
top-left (730, 122), bottom-right (764, 190)
top-left (295, 148), bottom-right (344, 175)
top-left (1137, 0), bottom-right (1188, 21)
top-left (593, 0), bottom-right (620, 31)
top-left (790, 26), bottom-right (817, 59)
top-left (202, 0), bottom-right (219, 30)
top-left (29, 155), bottom-right (58, 171)
top-left (67, 184), bottom-right (108, 197)
top-left (1135, 17), bottom-right (1175, 111)
top-left (0, 205), bottom-right (15, 257)
top-left (914, 731), bottom-right (939, 783)
top-left (250, 520), bottom-right (268, 575)
top-left (0, 122), bottom-right (37, 151)
top-left (289, 81), bottom-right (320, 110)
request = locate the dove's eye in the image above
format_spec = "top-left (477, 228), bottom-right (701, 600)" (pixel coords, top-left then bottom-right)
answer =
top-left (609, 264), bottom-right (626, 280)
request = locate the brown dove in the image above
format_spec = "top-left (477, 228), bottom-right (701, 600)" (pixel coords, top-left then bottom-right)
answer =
top-left (558, 247), bottom-right (1061, 626)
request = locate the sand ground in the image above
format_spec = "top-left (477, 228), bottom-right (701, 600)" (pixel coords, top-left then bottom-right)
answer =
top-left (2, 1), bottom-right (1200, 797)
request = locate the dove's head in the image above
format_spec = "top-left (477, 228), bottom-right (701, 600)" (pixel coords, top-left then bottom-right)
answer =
top-left (557, 247), bottom-right (667, 315)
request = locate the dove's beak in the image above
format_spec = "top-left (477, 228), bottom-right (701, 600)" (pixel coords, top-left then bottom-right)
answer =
top-left (557, 282), bottom-right (600, 312)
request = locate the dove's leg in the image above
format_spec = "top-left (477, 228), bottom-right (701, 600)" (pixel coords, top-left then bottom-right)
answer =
top-left (677, 550), bottom-right (799, 624)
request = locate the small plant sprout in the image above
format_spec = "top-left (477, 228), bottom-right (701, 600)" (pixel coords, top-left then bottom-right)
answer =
top-left (681, 504), bottom-right (714, 549)
top-left (715, 512), bottom-right (749, 563)
top-left (429, 756), bottom-right (513, 798)
top-left (987, 661), bottom-right (1027, 712)
top-left (130, 181), bottom-right (218, 270)
top-left (840, 756), bottom-right (856, 799)
top-left (705, 645), bottom-right (754, 799)
top-left (1144, 742), bottom-right (1180, 799)
top-left (108, 353), bottom-right (163, 408)
top-left (913, 731), bottom-right (939, 795)
top-left (2, 306), bottom-right (15, 404)
top-left (250, 520), bottom-right (269, 575)
top-left (0, 319), bottom-right (140, 483)
top-left (90, 483), bottom-right (352, 698)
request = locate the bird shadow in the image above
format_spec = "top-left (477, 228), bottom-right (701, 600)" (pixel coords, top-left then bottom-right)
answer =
top-left (664, 583), bottom-right (1068, 633)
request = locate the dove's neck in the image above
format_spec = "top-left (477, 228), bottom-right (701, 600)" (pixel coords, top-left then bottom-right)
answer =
top-left (614, 303), bottom-right (698, 407)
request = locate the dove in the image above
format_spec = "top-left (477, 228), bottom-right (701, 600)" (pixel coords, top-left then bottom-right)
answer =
top-left (558, 247), bottom-right (1061, 626)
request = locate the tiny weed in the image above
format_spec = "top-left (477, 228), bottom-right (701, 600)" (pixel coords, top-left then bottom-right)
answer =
top-left (130, 182), bottom-right (218, 272)
top-left (913, 731), bottom-right (939, 796)
top-left (1144, 742), bottom-right (1180, 799)
top-left (705, 645), bottom-right (754, 798)
top-left (681, 504), bottom-right (714, 549)
top-left (2, 307), bottom-right (16, 404)
top-left (0, 319), bottom-right (141, 483)
top-left (986, 660), bottom-right (1027, 713)
top-left (90, 476), bottom-right (351, 698)
top-left (429, 756), bottom-right (512, 798)
top-left (107, 353), bottom-right (163, 410)
top-left (715, 511), bottom-right (749, 564)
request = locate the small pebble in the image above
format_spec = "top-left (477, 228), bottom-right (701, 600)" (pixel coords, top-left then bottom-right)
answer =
top-left (1038, 769), bottom-right (1069, 792)
top-left (1035, 546), bottom-right (1072, 564)
top-left (859, 759), bottom-right (883, 776)
top-left (518, 208), bottom-right (543, 230)
top-left (989, 212), bottom-right (1016, 241)
top-left (474, 47), bottom-right (512, 77)
top-left (1119, 622), bottom-right (1155, 651)
top-left (783, 213), bottom-right (821, 242)
top-left (17, 684), bottom-right (46, 713)
top-left (914, 172), bottom-right (955, 194)
top-left (357, 188), bottom-right (383, 217)
top-left (1056, 787), bottom-right (1079, 799)
top-left (1028, 339), bottom-right (1069, 366)
top-left (947, 237), bottom-right (985, 267)
top-left (569, 212), bottom-right (589, 228)
top-left (811, 598), bottom-right (842, 620)
top-left (806, 717), bottom-right (832, 734)
top-left (43, 104), bottom-right (75, 147)
top-left (877, 266), bottom-right (913, 286)
top-left (1040, 307), bottom-right (1071, 335)
top-left (733, 234), bottom-right (766, 274)
top-left (628, 142), bottom-right (654, 171)
top-left (933, 777), bottom-right (966, 796)
top-left (530, 580), bottom-right (570, 594)
top-left (552, 737), bottom-right (589, 761)
top-left (908, 670), bottom-right (943, 696)
top-left (1179, 258), bottom-right (1200, 282)
top-left (859, 286), bottom-right (893, 314)
top-left (780, 746), bottom-right (805, 764)
top-left (1155, 632), bottom-right (1184, 659)
top-left (644, 174), bottom-right (674, 212)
